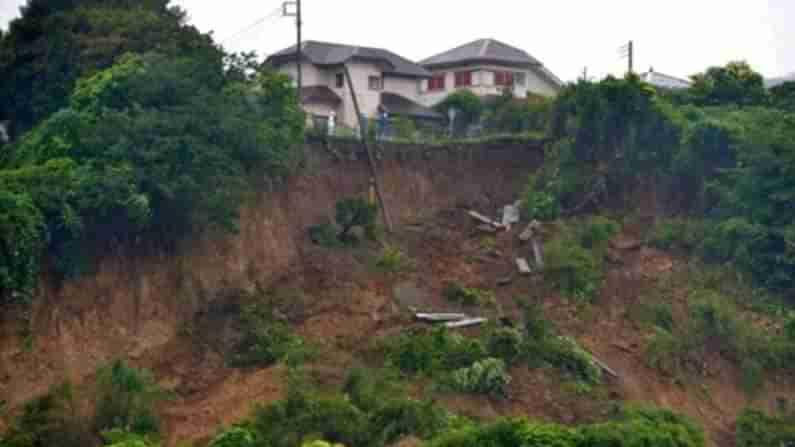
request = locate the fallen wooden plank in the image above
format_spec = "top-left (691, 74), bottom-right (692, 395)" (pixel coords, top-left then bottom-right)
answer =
top-left (516, 258), bottom-right (532, 275)
top-left (445, 318), bottom-right (487, 328)
top-left (468, 210), bottom-right (505, 230)
top-left (416, 313), bottom-right (468, 322)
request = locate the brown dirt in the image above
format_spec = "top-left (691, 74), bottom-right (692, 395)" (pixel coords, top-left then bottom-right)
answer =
top-left (1, 143), bottom-right (793, 446)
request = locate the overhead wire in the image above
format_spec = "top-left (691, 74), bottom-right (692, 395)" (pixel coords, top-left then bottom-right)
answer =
top-left (220, 6), bottom-right (283, 46)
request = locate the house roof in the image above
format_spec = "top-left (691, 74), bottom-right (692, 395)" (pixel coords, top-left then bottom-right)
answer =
top-left (420, 38), bottom-right (541, 68)
top-left (420, 38), bottom-right (563, 88)
top-left (300, 86), bottom-right (342, 106)
top-left (268, 41), bottom-right (431, 78)
top-left (640, 69), bottom-right (691, 90)
top-left (380, 92), bottom-right (444, 120)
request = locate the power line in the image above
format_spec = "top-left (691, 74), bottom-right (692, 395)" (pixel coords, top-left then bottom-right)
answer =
top-left (220, 7), bottom-right (282, 45)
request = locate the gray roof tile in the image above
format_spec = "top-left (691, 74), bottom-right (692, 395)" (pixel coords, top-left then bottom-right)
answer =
top-left (268, 41), bottom-right (431, 78)
top-left (420, 38), bottom-right (541, 68)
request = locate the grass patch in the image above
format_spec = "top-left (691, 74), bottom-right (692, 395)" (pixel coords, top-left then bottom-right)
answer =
top-left (443, 282), bottom-right (496, 307)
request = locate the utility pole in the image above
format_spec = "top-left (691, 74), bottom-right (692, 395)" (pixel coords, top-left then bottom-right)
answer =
top-left (282, 0), bottom-right (303, 96)
top-left (619, 40), bottom-right (634, 75)
top-left (581, 67), bottom-right (588, 82)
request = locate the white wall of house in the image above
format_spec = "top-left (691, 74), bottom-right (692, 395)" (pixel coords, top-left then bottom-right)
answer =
top-left (276, 60), bottom-right (427, 129)
top-left (418, 64), bottom-right (559, 107)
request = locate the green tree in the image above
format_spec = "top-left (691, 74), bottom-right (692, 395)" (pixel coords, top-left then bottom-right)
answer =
top-left (0, 0), bottom-right (222, 134)
top-left (335, 198), bottom-right (377, 241)
top-left (94, 360), bottom-right (168, 436)
top-left (770, 81), bottom-right (795, 112)
top-left (688, 61), bottom-right (768, 107)
top-left (435, 90), bottom-right (483, 136)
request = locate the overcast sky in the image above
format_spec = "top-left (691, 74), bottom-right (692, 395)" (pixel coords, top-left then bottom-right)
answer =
top-left (2, 0), bottom-right (793, 82)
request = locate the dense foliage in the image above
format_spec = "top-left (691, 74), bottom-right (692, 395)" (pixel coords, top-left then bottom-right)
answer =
top-left (546, 64), bottom-right (795, 300)
top-left (0, 50), bottom-right (303, 303)
top-left (735, 408), bottom-right (795, 447)
top-left (427, 406), bottom-right (704, 447)
top-left (0, 0), bottom-right (222, 135)
top-left (0, 361), bottom-right (166, 447)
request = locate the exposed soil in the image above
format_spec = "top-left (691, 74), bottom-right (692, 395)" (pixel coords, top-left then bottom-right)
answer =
top-left (1, 144), bottom-right (793, 447)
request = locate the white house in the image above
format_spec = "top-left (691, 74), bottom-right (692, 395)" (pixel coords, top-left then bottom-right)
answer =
top-left (418, 38), bottom-right (564, 107)
top-left (640, 68), bottom-right (691, 90)
top-left (267, 41), bottom-right (442, 129)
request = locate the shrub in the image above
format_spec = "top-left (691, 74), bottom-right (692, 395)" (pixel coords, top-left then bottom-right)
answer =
top-left (450, 358), bottom-right (511, 397)
top-left (581, 406), bottom-right (706, 447)
top-left (228, 303), bottom-right (310, 368)
top-left (102, 429), bottom-right (160, 447)
top-left (539, 336), bottom-right (602, 384)
top-left (544, 237), bottom-right (602, 301)
top-left (336, 198), bottom-right (377, 242)
top-left (645, 327), bottom-right (693, 376)
top-left (385, 327), bottom-right (487, 375)
top-left (376, 245), bottom-right (412, 273)
top-left (486, 327), bottom-right (525, 365)
top-left (94, 360), bottom-right (168, 436)
top-left (208, 427), bottom-right (257, 447)
top-left (427, 418), bottom-right (581, 447)
top-left (0, 382), bottom-right (92, 447)
top-left (578, 216), bottom-right (620, 253)
top-left (442, 282), bottom-right (496, 307)
top-left (735, 408), bottom-right (795, 447)
top-left (393, 116), bottom-right (418, 141)
top-left (309, 222), bottom-right (341, 248)
top-left (521, 175), bottom-right (560, 221)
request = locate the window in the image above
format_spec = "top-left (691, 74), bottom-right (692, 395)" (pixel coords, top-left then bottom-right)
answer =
top-left (454, 71), bottom-right (473, 87)
top-left (428, 74), bottom-right (446, 91)
top-left (335, 73), bottom-right (345, 88)
top-left (368, 76), bottom-right (383, 91)
top-left (514, 72), bottom-right (526, 87)
top-left (494, 71), bottom-right (514, 87)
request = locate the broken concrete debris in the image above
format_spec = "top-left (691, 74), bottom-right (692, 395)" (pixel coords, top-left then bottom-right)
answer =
top-left (501, 201), bottom-right (521, 229)
top-left (531, 239), bottom-right (545, 269)
top-left (415, 313), bottom-right (468, 322)
top-left (519, 220), bottom-right (542, 242)
top-left (415, 313), bottom-right (487, 328)
top-left (516, 258), bottom-right (532, 275)
top-left (468, 210), bottom-right (506, 231)
top-left (445, 318), bottom-right (488, 328)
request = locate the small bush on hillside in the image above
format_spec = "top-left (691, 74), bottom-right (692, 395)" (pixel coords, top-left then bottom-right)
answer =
top-left (486, 327), bottom-right (524, 365)
top-left (581, 406), bottom-right (705, 447)
top-left (443, 282), bottom-right (496, 307)
top-left (102, 429), bottom-right (160, 447)
top-left (309, 199), bottom-right (378, 247)
top-left (578, 216), bottom-right (620, 253)
top-left (336, 198), bottom-right (378, 242)
top-left (735, 408), bottom-right (795, 447)
top-left (521, 175), bottom-right (560, 222)
top-left (449, 358), bottom-right (511, 398)
top-left (646, 219), bottom-right (709, 252)
top-left (539, 336), bottom-right (602, 384)
top-left (94, 360), bottom-right (168, 436)
top-left (309, 221), bottom-right (342, 248)
top-left (208, 427), bottom-right (257, 447)
top-left (645, 327), bottom-right (694, 377)
top-left (376, 245), bottom-right (412, 273)
top-left (385, 327), bottom-right (487, 375)
top-left (631, 301), bottom-right (675, 331)
top-left (544, 237), bottom-right (602, 301)
top-left (228, 303), bottom-right (311, 368)
top-left (0, 382), bottom-right (92, 447)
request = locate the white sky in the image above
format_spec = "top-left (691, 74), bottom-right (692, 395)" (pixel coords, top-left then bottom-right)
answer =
top-left (1, 0), bottom-right (793, 82)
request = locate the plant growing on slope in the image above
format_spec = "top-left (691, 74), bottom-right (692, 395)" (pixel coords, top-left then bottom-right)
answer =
top-left (450, 358), bottom-right (511, 398)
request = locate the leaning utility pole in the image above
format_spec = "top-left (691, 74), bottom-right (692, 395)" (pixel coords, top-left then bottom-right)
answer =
top-left (619, 40), bottom-right (634, 75)
top-left (282, 0), bottom-right (303, 95)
